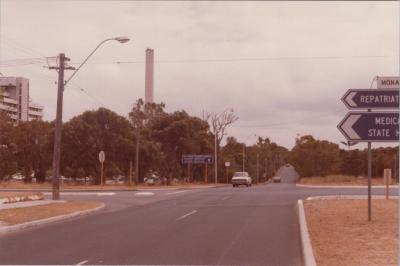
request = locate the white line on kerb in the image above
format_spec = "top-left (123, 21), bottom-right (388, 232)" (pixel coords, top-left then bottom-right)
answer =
top-left (176, 210), bottom-right (197, 221)
top-left (75, 260), bottom-right (88, 265)
top-left (167, 190), bottom-right (189, 195)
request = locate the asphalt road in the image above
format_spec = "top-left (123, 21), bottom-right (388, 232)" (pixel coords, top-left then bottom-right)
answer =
top-left (0, 183), bottom-right (397, 266)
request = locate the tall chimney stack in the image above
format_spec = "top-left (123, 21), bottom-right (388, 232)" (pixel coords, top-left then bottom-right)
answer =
top-left (144, 48), bottom-right (154, 104)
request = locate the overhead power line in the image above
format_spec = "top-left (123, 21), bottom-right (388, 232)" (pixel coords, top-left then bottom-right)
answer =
top-left (68, 55), bottom-right (394, 65)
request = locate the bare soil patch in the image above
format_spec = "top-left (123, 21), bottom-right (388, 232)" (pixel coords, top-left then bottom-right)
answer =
top-left (299, 175), bottom-right (390, 186)
top-left (0, 201), bottom-right (101, 225)
top-left (304, 199), bottom-right (397, 266)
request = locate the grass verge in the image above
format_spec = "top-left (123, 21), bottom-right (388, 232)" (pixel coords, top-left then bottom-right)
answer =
top-left (298, 175), bottom-right (390, 185)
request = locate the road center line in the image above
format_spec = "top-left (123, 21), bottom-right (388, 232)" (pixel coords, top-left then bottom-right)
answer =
top-left (75, 260), bottom-right (88, 265)
top-left (167, 190), bottom-right (189, 195)
top-left (135, 192), bottom-right (154, 196)
top-left (176, 210), bottom-right (197, 221)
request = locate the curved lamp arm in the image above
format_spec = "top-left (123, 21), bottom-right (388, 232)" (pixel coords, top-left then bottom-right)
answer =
top-left (64, 36), bottom-right (130, 86)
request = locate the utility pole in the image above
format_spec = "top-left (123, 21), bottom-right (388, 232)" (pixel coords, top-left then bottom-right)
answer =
top-left (49, 53), bottom-right (74, 200)
top-left (135, 126), bottom-right (140, 184)
top-left (214, 132), bottom-right (218, 184)
top-left (257, 153), bottom-right (259, 184)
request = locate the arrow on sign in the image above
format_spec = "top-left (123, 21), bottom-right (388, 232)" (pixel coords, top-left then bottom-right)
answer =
top-left (338, 112), bottom-right (399, 142)
top-left (341, 89), bottom-right (399, 109)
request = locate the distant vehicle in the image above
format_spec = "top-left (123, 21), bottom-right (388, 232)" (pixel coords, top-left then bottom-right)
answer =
top-left (272, 176), bottom-right (281, 183)
top-left (231, 172), bottom-right (252, 187)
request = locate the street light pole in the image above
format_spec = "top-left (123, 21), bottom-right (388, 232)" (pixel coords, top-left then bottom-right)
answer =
top-left (49, 37), bottom-right (130, 200)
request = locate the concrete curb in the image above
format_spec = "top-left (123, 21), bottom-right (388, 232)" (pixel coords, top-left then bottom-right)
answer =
top-left (0, 193), bottom-right (44, 204)
top-left (296, 184), bottom-right (399, 189)
top-left (0, 202), bottom-right (105, 235)
top-left (306, 195), bottom-right (398, 200)
top-left (298, 199), bottom-right (317, 266)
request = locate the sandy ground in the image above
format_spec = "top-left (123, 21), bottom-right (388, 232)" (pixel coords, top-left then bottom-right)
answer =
top-left (304, 199), bottom-right (397, 266)
top-left (0, 201), bottom-right (102, 225)
top-left (299, 175), bottom-right (390, 186)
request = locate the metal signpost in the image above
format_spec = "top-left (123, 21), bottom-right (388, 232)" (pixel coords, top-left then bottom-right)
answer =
top-left (338, 77), bottom-right (400, 222)
top-left (182, 155), bottom-right (214, 183)
top-left (99, 151), bottom-right (105, 189)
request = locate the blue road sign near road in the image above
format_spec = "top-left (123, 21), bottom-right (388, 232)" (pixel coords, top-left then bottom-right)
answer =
top-left (341, 89), bottom-right (399, 109)
top-left (182, 155), bottom-right (214, 164)
top-left (338, 112), bottom-right (399, 142)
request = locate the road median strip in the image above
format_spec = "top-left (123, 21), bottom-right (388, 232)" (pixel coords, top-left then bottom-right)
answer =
top-left (0, 192), bottom-right (44, 204)
top-left (0, 201), bottom-right (104, 234)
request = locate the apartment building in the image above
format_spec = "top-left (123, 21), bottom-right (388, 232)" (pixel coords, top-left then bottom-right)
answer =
top-left (0, 76), bottom-right (43, 122)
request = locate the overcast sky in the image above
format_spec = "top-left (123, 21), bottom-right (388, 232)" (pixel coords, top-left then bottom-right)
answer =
top-left (0, 1), bottom-right (398, 149)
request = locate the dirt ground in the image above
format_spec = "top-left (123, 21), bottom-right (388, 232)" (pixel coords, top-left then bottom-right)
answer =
top-left (299, 175), bottom-right (390, 186)
top-left (0, 201), bottom-right (102, 225)
top-left (304, 199), bottom-right (397, 266)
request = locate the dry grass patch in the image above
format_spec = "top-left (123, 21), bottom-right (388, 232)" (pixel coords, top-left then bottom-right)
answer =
top-left (304, 199), bottom-right (397, 266)
top-left (299, 175), bottom-right (387, 186)
top-left (0, 201), bottom-right (102, 226)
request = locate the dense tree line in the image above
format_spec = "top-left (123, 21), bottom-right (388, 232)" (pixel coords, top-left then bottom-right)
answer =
top-left (0, 104), bottom-right (397, 183)
top-left (288, 135), bottom-right (398, 179)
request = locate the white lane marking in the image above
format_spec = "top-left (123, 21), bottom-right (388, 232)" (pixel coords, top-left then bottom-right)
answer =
top-left (167, 190), bottom-right (189, 195)
top-left (134, 192), bottom-right (154, 196)
top-left (222, 196), bottom-right (232, 200)
top-left (176, 210), bottom-right (197, 221)
top-left (75, 260), bottom-right (88, 265)
top-left (43, 192), bottom-right (115, 196)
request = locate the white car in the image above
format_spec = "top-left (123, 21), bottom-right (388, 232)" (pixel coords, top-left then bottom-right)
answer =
top-left (231, 172), bottom-right (252, 187)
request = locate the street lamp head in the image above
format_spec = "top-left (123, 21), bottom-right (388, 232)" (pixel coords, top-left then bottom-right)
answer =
top-left (114, 36), bottom-right (130, 43)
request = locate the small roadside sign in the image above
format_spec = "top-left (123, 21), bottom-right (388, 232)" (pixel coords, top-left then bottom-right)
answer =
top-left (377, 76), bottom-right (400, 89)
top-left (99, 151), bottom-right (105, 163)
top-left (337, 112), bottom-right (399, 142)
top-left (341, 89), bottom-right (399, 109)
top-left (225, 162), bottom-right (230, 167)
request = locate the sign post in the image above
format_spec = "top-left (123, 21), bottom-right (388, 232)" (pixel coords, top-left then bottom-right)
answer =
top-left (338, 76), bottom-right (400, 222)
top-left (98, 151), bottom-right (105, 189)
top-left (384, 168), bottom-right (392, 200)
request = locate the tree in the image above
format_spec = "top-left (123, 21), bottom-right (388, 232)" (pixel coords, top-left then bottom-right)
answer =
top-left (62, 108), bottom-right (134, 184)
top-left (12, 120), bottom-right (53, 183)
top-left (203, 109), bottom-right (238, 181)
top-left (128, 99), bottom-right (166, 183)
top-left (289, 135), bottom-right (341, 177)
top-left (150, 110), bottom-right (213, 181)
top-left (0, 112), bottom-right (17, 180)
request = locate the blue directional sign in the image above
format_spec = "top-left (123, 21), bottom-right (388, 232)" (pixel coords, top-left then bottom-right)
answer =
top-left (182, 155), bottom-right (214, 164)
top-left (341, 89), bottom-right (399, 109)
top-left (338, 112), bottom-right (399, 142)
